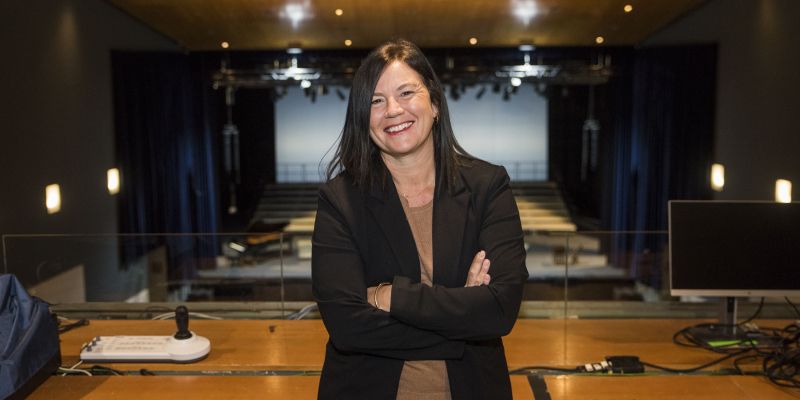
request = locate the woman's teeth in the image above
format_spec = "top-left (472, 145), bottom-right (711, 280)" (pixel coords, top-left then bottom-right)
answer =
top-left (386, 121), bottom-right (413, 133)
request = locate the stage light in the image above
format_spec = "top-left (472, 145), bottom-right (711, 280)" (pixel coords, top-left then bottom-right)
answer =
top-left (510, 77), bottom-right (522, 87)
top-left (287, 47), bottom-right (303, 55)
top-left (335, 8), bottom-right (343, 16)
top-left (45, 184), bottom-right (61, 214)
top-left (300, 79), bottom-right (311, 89)
top-left (344, 39), bottom-right (352, 46)
top-left (595, 36), bottom-right (605, 44)
top-left (107, 168), bottom-right (120, 195)
top-left (518, 44), bottom-right (535, 52)
top-left (624, 5), bottom-right (633, 13)
top-left (220, 41), bottom-right (229, 49)
top-left (710, 163), bottom-right (724, 192)
top-left (469, 37), bottom-right (478, 45)
top-left (776, 179), bottom-right (792, 203)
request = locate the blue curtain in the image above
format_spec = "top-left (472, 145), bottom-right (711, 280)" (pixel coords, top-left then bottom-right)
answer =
top-left (111, 51), bottom-right (219, 281)
top-left (608, 45), bottom-right (716, 287)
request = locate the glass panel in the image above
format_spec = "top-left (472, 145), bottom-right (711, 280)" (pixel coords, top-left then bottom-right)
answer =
top-left (1, 233), bottom-right (303, 308)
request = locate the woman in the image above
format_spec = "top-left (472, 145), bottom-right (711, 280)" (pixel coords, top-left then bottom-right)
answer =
top-left (312, 39), bottom-right (528, 400)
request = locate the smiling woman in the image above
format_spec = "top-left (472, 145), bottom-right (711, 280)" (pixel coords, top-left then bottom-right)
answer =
top-left (313, 39), bottom-right (528, 400)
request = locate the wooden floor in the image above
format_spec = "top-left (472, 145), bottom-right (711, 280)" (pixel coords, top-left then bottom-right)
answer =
top-left (30, 319), bottom-right (800, 399)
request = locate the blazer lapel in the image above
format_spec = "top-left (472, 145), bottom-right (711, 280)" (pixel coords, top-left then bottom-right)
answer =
top-left (365, 179), bottom-right (421, 281)
top-left (433, 172), bottom-right (470, 286)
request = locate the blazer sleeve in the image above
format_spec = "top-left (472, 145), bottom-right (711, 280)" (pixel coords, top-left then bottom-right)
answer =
top-left (390, 166), bottom-right (529, 341)
top-left (312, 183), bottom-right (465, 360)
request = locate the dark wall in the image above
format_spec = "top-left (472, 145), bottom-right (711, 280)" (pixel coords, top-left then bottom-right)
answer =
top-left (0, 0), bottom-right (178, 299)
top-left (646, 0), bottom-right (800, 200)
top-left (0, 0), bottom-right (178, 236)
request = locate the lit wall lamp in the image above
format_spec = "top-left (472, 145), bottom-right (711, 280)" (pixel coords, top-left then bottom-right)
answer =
top-left (710, 163), bottom-right (725, 191)
top-left (107, 168), bottom-right (120, 195)
top-left (45, 184), bottom-right (61, 214)
top-left (775, 179), bottom-right (792, 203)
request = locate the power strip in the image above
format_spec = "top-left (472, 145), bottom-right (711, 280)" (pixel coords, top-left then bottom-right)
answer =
top-left (80, 333), bottom-right (211, 363)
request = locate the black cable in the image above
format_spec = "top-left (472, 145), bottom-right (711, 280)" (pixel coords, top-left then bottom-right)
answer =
top-left (87, 365), bottom-right (123, 376)
top-left (738, 297), bottom-right (765, 325)
top-left (640, 349), bottom-right (752, 373)
top-left (508, 366), bottom-right (582, 375)
top-left (58, 318), bottom-right (89, 334)
top-left (786, 297), bottom-right (800, 319)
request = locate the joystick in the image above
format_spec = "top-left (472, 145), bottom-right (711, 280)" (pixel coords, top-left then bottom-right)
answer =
top-left (174, 305), bottom-right (192, 340)
top-left (80, 305), bottom-right (212, 363)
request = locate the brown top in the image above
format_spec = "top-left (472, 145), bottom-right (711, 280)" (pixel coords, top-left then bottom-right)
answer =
top-left (396, 197), bottom-right (451, 400)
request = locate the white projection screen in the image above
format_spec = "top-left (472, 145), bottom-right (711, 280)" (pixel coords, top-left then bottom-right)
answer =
top-left (275, 85), bottom-right (548, 182)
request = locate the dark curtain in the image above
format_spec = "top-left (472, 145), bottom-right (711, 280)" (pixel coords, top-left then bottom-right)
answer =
top-left (112, 51), bottom-right (219, 281)
top-left (607, 45), bottom-right (716, 287)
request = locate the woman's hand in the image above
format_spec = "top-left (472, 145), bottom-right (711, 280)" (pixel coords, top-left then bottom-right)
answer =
top-left (465, 250), bottom-right (491, 287)
top-left (367, 283), bottom-right (392, 312)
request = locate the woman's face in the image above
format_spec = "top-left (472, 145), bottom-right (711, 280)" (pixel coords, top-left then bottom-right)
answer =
top-left (369, 61), bottom-right (438, 162)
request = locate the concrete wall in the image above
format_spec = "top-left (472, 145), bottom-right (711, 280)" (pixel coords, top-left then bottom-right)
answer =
top-left (645, 0), bottom-right (800, 200)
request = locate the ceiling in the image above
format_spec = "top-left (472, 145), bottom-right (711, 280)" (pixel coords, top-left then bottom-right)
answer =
top-left (107, 0), bottom-right (708, 51)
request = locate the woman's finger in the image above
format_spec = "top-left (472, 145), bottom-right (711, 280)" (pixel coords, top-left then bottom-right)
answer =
top-left (475, 259), bottom-right (490, 286)
top-left (466, 250), bottom-right (486, 286)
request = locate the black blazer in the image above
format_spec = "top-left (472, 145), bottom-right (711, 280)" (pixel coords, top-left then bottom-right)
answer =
top-left (312, 160), bottom-right (528, 400)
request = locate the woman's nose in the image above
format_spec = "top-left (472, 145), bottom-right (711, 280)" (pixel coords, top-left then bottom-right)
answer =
top-left (385, 97), bottom-right (404, 117)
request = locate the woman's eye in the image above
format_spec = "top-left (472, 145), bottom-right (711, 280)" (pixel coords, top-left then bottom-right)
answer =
top-left (400, 90), bottom-right (414, 97)
top-left (371, 98), bottom-right (383, 105)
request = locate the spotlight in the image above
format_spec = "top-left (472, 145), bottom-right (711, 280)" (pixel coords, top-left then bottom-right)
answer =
top-left (510, 77), bottom-right (522, 87)
top-left (300, 79), bottom-right (311, 89)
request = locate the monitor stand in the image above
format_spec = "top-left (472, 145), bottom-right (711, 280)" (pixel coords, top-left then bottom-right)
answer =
top-left (686, 297), bottom-right (780, 349)
top-left (686, 297), bottom-right (747, 344)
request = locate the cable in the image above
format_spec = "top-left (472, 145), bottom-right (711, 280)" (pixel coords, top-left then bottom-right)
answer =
top-left (151, 311), bottom-right (222, 320)
top-left (58, 318), bottom-right (89, 334)
top-left (786, 297), bottom-right (800, 319)
top-left (508, 366), bottom-right (582, 375)
top-left (286, 304), bottom-right (318, 320)
top-left (738, 297), bottom-right (765, 325)
top-left (640, 349), bottom-right (751, 373)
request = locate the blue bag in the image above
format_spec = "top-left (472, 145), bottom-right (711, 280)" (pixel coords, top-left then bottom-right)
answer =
top-left (0, 274), bottom-right (61, 399)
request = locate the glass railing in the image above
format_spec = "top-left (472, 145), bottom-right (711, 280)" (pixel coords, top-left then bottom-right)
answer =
top-left (1, 231), bottom-right (792, 320)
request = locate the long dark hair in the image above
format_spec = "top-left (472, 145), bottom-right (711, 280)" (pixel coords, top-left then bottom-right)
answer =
top-left (326, 38), bottom-right (472, 192)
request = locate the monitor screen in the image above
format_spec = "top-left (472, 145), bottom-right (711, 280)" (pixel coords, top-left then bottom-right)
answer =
top-left (669, 201), bottom-right (800, 297)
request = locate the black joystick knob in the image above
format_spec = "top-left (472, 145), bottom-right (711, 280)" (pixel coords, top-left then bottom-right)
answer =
top-left (174, 305), bottom-right (192, 340)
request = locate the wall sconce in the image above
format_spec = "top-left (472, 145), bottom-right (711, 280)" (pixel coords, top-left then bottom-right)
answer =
top-left (45, 184), bottom-right (61, 214)
top-left (710, 163), bottom-right (725, 191)
top-left (107, 168), bottom-right (120, 195)
top-left (775, 179), bottom-right (792, 203)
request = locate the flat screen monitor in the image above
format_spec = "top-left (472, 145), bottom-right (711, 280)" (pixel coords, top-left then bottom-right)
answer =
top-left (669, 200), bottom-right (800, 297)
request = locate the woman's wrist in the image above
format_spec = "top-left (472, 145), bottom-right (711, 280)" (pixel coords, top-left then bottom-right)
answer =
top-left (374, 282), bottom-right (391, 311)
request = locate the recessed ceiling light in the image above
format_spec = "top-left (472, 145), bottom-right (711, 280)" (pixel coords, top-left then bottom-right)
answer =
top-left (220, 41), bottom-right (229, 49)
top-left (512, 0), bottom-right (538, 25)
top-left (595, 36), bottom-right (605, 44)
top-left (518, 44), bottom-right (535, 52)
top-left (344, 39), bottom-right (352, 46)
top-left (624, 4), bottom-right (634, 13)
top-left (469, 37), bottom-right (478, 45)
top-left (335, 8), bottom-right (343, 16)
top-left (287, 47), bottom-right (303, 54)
